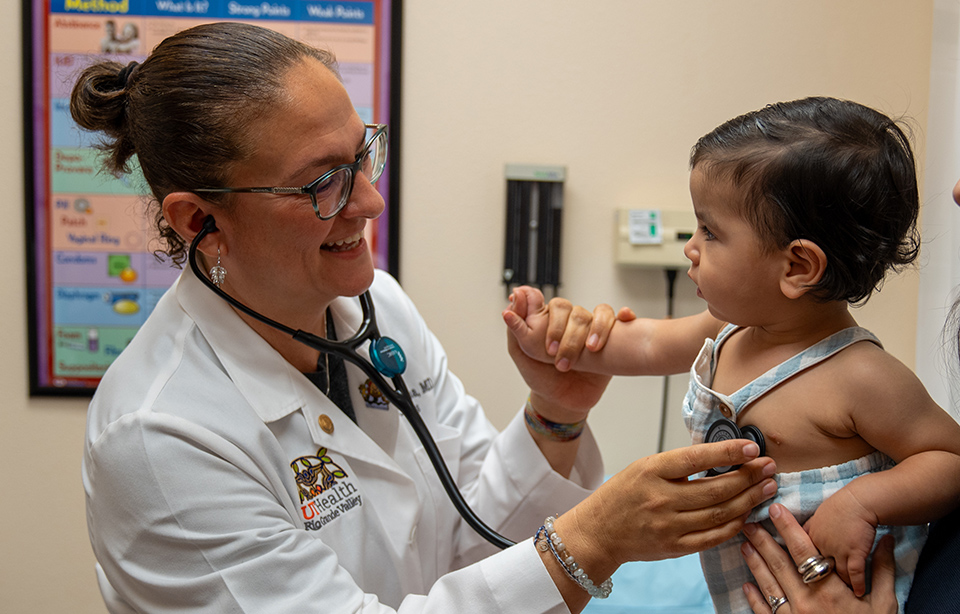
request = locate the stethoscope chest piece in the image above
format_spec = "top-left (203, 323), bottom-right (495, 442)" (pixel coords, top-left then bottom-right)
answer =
top-left (370, 336), bottom-right (406, 378)
top-left (704, 417), bottom-right (766, 477)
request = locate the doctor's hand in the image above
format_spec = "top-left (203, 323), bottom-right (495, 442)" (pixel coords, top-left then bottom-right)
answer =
top-left (503, 287), bottom-right (616, 423)
top-left (542, 441), bottom-right (776, 612)
top-left (552, 440), bottom-right (777, 576)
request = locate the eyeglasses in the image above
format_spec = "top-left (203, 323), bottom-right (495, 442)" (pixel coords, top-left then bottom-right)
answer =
top-left (193, 124), bottom-right (388, 220)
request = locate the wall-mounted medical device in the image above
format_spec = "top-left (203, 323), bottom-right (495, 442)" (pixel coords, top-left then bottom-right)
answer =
top-left (615, 208), bottom-right (697, 269)
top-left (502, 164), bottom-right (565, 298)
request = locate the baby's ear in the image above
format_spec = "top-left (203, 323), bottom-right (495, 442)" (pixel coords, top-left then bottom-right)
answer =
top-left (780, 239), bottom-right (827, 299)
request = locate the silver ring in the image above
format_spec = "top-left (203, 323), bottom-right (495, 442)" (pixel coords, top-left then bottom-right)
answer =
top-left (768, 594), bottom-right (788, 614)
top-left (800, 556), bottom-right (835, 584)
top-left (797, 554), bottom-right (823, 575)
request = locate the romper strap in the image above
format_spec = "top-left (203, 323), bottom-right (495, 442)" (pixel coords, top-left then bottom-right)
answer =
top-left (727, 327), bottom-right (881, 416)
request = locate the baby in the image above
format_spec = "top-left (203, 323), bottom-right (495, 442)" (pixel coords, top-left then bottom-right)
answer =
top-left (505, 97), bottom-right (960, 613)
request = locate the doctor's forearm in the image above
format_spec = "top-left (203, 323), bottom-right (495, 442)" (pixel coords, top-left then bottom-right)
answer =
top-left (524, 394), bottom-right (586, 478)
top-left (535, 510), bottom-right (618, 613)
top-left (530, 433), bottom-right (581, 479)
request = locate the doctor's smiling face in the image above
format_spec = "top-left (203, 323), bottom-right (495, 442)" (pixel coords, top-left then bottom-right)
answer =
top-left (210, 57), bottom-right (384, 323)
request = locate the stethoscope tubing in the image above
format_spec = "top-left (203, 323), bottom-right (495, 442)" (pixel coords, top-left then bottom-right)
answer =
top-left (188, 216), bottom-right (514, 549)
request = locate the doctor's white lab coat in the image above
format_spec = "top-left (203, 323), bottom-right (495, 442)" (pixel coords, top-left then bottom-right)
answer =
top-left (83, 269), bottom-right (603, 613)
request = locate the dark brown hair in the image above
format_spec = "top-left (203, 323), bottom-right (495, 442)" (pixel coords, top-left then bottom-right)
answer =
top-left (690, 97), bottom-right (920, 305)
top-left (69, 22), bottom-right (339, 264)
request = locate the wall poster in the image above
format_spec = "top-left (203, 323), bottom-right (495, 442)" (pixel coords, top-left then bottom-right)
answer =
top-left (25, 0), bottom-right (402, 395)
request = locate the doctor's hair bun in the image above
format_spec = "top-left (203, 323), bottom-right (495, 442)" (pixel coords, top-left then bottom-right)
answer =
top-left (70, 60), bottom-right (139, 177)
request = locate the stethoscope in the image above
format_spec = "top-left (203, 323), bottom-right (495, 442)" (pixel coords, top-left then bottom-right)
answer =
top-left (189, 215), bottom-right (514, 549)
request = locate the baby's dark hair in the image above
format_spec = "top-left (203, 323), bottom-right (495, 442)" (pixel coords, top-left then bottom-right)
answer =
top-left (69, 22), bottom-right (339, 264)
top-left (689, 96), bottom-right (920, 305)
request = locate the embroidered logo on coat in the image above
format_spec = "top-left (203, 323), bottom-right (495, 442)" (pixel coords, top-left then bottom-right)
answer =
top-left (359, 379), bottom-right (389, 409)
top-left (291, 448), bottom-right (363, 531)
top-left (290, 447), bottom-right (347, 503)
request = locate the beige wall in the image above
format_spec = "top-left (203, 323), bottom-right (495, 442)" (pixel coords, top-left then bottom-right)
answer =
top-left (1, 2), bottom-right (934, 611)
top-left (400, 0), bottom-right (932, 468)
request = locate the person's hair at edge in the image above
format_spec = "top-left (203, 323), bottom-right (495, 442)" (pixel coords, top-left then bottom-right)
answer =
top-left (689, 96), bottom-right (921, 305)
top-left (69, 21), bottom-right (340, 265)
top-left (947, 293), bottom-right (960, 408)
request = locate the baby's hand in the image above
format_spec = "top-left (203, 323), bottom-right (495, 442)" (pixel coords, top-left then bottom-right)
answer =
top-left (502, 286), bottom-right (554, 364)
top-left (804, 488), bottom-right (879, 596)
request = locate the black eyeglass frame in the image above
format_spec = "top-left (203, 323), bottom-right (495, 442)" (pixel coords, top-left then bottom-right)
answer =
top-left (192, 123), bottom-right (388, 220)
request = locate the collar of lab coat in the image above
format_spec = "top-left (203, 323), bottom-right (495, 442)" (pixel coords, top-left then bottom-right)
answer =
top-left (174, 269), bottom-right (369, 428)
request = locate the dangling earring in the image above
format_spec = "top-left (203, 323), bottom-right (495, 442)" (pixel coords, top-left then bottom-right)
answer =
top-left (210, 248), bottom-right (227, 289)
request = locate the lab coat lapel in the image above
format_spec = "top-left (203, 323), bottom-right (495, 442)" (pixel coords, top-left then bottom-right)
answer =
top-left (311, 295), bottom-right (428, 559)
top-left (297, 370), bottom-right (426, 563)
top-left (325, 295), bottom-right (405, 452)
top-left (320, 294), bottom-right (425, 475)
top-left (178, 271), bottom-right (414, 474)
top-left (296, 376), bottom-right (409, 479)
top-left (176, 271), bottom-right (304, 420)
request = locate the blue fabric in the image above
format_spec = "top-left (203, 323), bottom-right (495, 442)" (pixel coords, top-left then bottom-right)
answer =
top-left (582, 554), bottom-right (713, 614)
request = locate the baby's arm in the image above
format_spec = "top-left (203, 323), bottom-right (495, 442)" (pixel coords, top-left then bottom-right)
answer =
top-left (502, 286), bottom-right (722, 376)
top-left (804, 349), bottom-right (960, 596)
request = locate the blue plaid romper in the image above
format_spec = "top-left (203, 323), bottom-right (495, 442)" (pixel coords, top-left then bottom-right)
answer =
top-left (682, 324), bottom-right (927, 614)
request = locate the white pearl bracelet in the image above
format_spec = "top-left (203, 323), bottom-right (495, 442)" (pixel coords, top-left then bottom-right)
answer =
top-left (535, 515), bottom-right (613, 599)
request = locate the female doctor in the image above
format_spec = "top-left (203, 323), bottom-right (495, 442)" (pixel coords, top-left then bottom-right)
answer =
top-left (73, 22), bottom-right (777, 613)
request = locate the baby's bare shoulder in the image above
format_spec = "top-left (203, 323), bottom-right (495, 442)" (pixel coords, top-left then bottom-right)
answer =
top-left (826, 340), bottom-right (932, 408)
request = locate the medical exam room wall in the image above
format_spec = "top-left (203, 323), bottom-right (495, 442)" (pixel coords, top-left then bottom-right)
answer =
top-left (0, 2), bottom-right (936, 612)
top-left (399, 1), bottom-right (933, 469)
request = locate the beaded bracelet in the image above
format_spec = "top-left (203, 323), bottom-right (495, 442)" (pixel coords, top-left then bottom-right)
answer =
top-left (524, 398), bottom-right (585, 442)
top-left (534, 515), bottom-right (613, 599)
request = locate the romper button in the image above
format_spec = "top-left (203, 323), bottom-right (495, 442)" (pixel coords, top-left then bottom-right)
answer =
top-left (318, 414), bottom-right (334, 434)
top-left (720, 406), bottom-right (732, 417)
